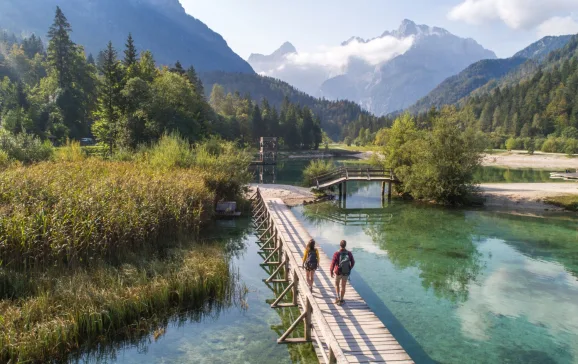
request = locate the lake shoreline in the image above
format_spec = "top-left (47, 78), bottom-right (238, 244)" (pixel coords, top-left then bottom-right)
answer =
top-left (249, 183), bottom-right (578, 213)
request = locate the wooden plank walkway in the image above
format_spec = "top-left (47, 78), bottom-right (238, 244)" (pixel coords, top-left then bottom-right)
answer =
top-left (317, 176), bottom-right (394, 189)
top-left (265, 198), bottom-right (413, 363)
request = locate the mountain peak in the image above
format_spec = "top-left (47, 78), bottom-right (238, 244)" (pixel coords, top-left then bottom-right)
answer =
top-left (276, 41), bottom-right (297, 55)
top-left (248, 41), bottom-right (297, 63)
top-left (381, 19), bottom-right (450, 39)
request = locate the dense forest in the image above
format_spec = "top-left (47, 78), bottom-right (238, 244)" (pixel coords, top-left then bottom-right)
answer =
top-left (454, 34), bottom-right (578, 152)
top-left (200, 71), bottom-right (370, 141)
top-left (0, 7), bottom-right (322, 151)
top-left (348, 35), bottom-right (578, 154)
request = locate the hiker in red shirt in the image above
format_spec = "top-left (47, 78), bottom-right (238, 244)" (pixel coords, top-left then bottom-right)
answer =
top-left (330, 240), bottom-right (355, 305)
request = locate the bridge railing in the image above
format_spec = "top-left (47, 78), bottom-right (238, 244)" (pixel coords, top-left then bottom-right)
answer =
top-left (251, 188), bottom-right (349, 364)
top-left (314, 167), bottom-right (394, 188)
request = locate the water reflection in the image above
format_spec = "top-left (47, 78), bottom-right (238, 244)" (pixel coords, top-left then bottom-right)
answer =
top-left (74, 219), bottom-right (317, 364)
top-left (365, 205), bottom-right (483, 303)
top-left (294, 183), bottom-right (578, 364)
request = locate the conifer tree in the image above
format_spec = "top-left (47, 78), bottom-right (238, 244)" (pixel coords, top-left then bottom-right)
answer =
top-left (123, 33), bottom-right (139, 79)
top-left (47, 6), bottom-right (75, 88)
top-left (93, 41), bottom-right (123, 155)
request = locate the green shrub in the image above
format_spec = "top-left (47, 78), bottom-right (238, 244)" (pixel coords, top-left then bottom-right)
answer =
top-left (303, 159), bottom-right (335, 186)
top-left (534, 137), bottom-right (546, 151)
top-left (505, 137), bottom-right (517, 151)
top-left (0, 150), bottom-right (9, 169)
top-left (148, 132), bottom-right (195, 169)
top-left (541, 137), bottom-right (560, 153)
top-left (0, 130), bottom-right (53, 163)
top-left (564, 139), bottom-right (578, 156)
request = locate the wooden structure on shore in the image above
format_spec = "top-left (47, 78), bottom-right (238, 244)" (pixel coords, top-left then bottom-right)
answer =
top-left (550, 171), bottom-right (578, 181)
top-left (312, 167), bottom-right (398, 201)
top-left (251, 188), bottom-right (413, 363)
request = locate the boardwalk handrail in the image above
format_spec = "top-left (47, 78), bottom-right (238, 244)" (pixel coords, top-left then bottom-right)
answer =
top-left (313, 167), bottom-right (394, 189)
top-left (252, 188), bottom-right (349, 363)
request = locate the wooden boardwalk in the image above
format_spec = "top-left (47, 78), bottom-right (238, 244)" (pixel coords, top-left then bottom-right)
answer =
top-left (312, 167), bottom-right (397, 190)
top-left (253, 191), bottom-right (413, 363)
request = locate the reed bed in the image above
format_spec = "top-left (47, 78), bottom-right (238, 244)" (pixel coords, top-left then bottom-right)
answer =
top-left (0, 134), bottom-right (253, 362)
top-left (0, 245), bottom-right (235, 363)
top-left (0, 159), bottom-right (215, 269)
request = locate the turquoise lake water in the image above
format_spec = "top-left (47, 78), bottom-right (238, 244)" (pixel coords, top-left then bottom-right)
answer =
top-left (250, 159), bottom-right (566, 185)
top-left (75, 219), bottom-right (317, 364)
top-left (76, 165), bottom-right (578, 363)
top-left (294, 182), bottom-right (578, 364)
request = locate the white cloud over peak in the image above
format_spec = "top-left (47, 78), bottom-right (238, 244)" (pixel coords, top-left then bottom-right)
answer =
top-left (251, 35), bottom-right (414, 96)
top-left (448, 0), bottom-right (578, 30)
top-left (285, 35), bottom-right (414, 71)
top-left (537, 16), bottom-right (578, 37)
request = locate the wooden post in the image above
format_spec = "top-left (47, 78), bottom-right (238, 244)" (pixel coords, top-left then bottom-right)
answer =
top-left (292, 271), bottom-right (298, 306)
top-left (381, 181), bottom-right (386, 197)
top-left (388, 180), bottom-right (392, 201)
top-left (338, 183), bottom-right (342, 200)
top-left (284, 252), bottom-right (289, 282)
top-left (343, 182), bottom-right (347, 200)
top-left (305, 296), bottom-right (312, 341)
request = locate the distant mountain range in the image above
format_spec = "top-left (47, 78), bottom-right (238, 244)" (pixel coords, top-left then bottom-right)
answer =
top-left (248, 19), bottom-right (495, 116)
top-left (0, 0), bottom-right (253, 73)
top-left (407, 35), bottom-right (574, 114)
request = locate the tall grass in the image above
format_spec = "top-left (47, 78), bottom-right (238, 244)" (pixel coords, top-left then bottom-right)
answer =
top-left (0, 133), bottom-right (253, 362)
top-left (302, 159), bottom-right (335, 186)
top-left (0, 134), bottom-right (252, 270)
top-left (0, 245), bottom-right (237, 363)
top-left (0, 160), bottom-right (213, 269)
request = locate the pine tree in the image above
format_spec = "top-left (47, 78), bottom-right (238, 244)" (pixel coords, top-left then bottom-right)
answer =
top-left (47, 6), bottom-right (75, 88)
top-left (87, 53), bottom-right (95, 65)
top-left (93, 41), bottom-right (123, 155)
top-left (171, 61), bottom-right (185, 75)
top-left (123, 33), bottom-right (139, 79)
top-left (300, 106), bottom-right (314, 149)
top-left (186, 65), bottom-right (204, 98)
top-left (251, 104), bottom-right (264, 142)
top-left (123, 33), bottom-right (138, 68)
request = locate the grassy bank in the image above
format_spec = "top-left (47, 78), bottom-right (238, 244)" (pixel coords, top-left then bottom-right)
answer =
top-left (0, 245), bottom-right (237, 363)
top-left (0, 135), bottom-right (252, 362)
top-left (544, 195), bottom-right (578, 212)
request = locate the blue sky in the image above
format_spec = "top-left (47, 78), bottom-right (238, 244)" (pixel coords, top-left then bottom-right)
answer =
top-left (181, 0), bottom-right (578, 59)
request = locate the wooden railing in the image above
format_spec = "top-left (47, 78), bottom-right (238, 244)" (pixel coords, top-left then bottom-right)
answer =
top-left (313, 167), bottom-right (395, 188)
top-left (251, 188), bottom-right (348, 364)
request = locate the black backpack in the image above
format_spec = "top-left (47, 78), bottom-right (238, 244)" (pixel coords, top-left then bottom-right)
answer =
top-left (305, 249), bottom-right (318, 270)
top-left (338, 251), bottom-right (351, 276)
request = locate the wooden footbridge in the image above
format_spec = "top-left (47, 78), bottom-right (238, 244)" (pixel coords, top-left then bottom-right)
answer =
top-left (312, 168), bottom-right (398, 200)
top-left (251, 188), bottom-right (413, 363)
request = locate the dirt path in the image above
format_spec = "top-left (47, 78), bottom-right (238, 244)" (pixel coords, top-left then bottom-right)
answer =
top-left (248, 184), bottom-right (315, 206)
top-left (482, 152), bottom-right (578, 169)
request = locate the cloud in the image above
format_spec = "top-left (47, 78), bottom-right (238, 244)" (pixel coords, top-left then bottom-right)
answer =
top-left (285, 36), bottom-right (414, 72)
top-left (537, 16), bottom-right (578, 37)
top-left (251, 35), bottom-right (414, 96)
top-left (448, 0), bottom-right (578, 30)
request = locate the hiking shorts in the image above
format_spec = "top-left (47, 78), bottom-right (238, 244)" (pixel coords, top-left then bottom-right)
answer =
top-left (335, 274), bottom-right (348, 285)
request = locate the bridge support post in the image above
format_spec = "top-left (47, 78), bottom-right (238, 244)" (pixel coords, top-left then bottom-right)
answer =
top-left (388, 181), bottom-right (392, 202)
top-left (343, 182), bottom-right (347, 200)
top-left (305, 296), bottom-right (312, 342)
top-left (338, 183), bottom-right (342, 200)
